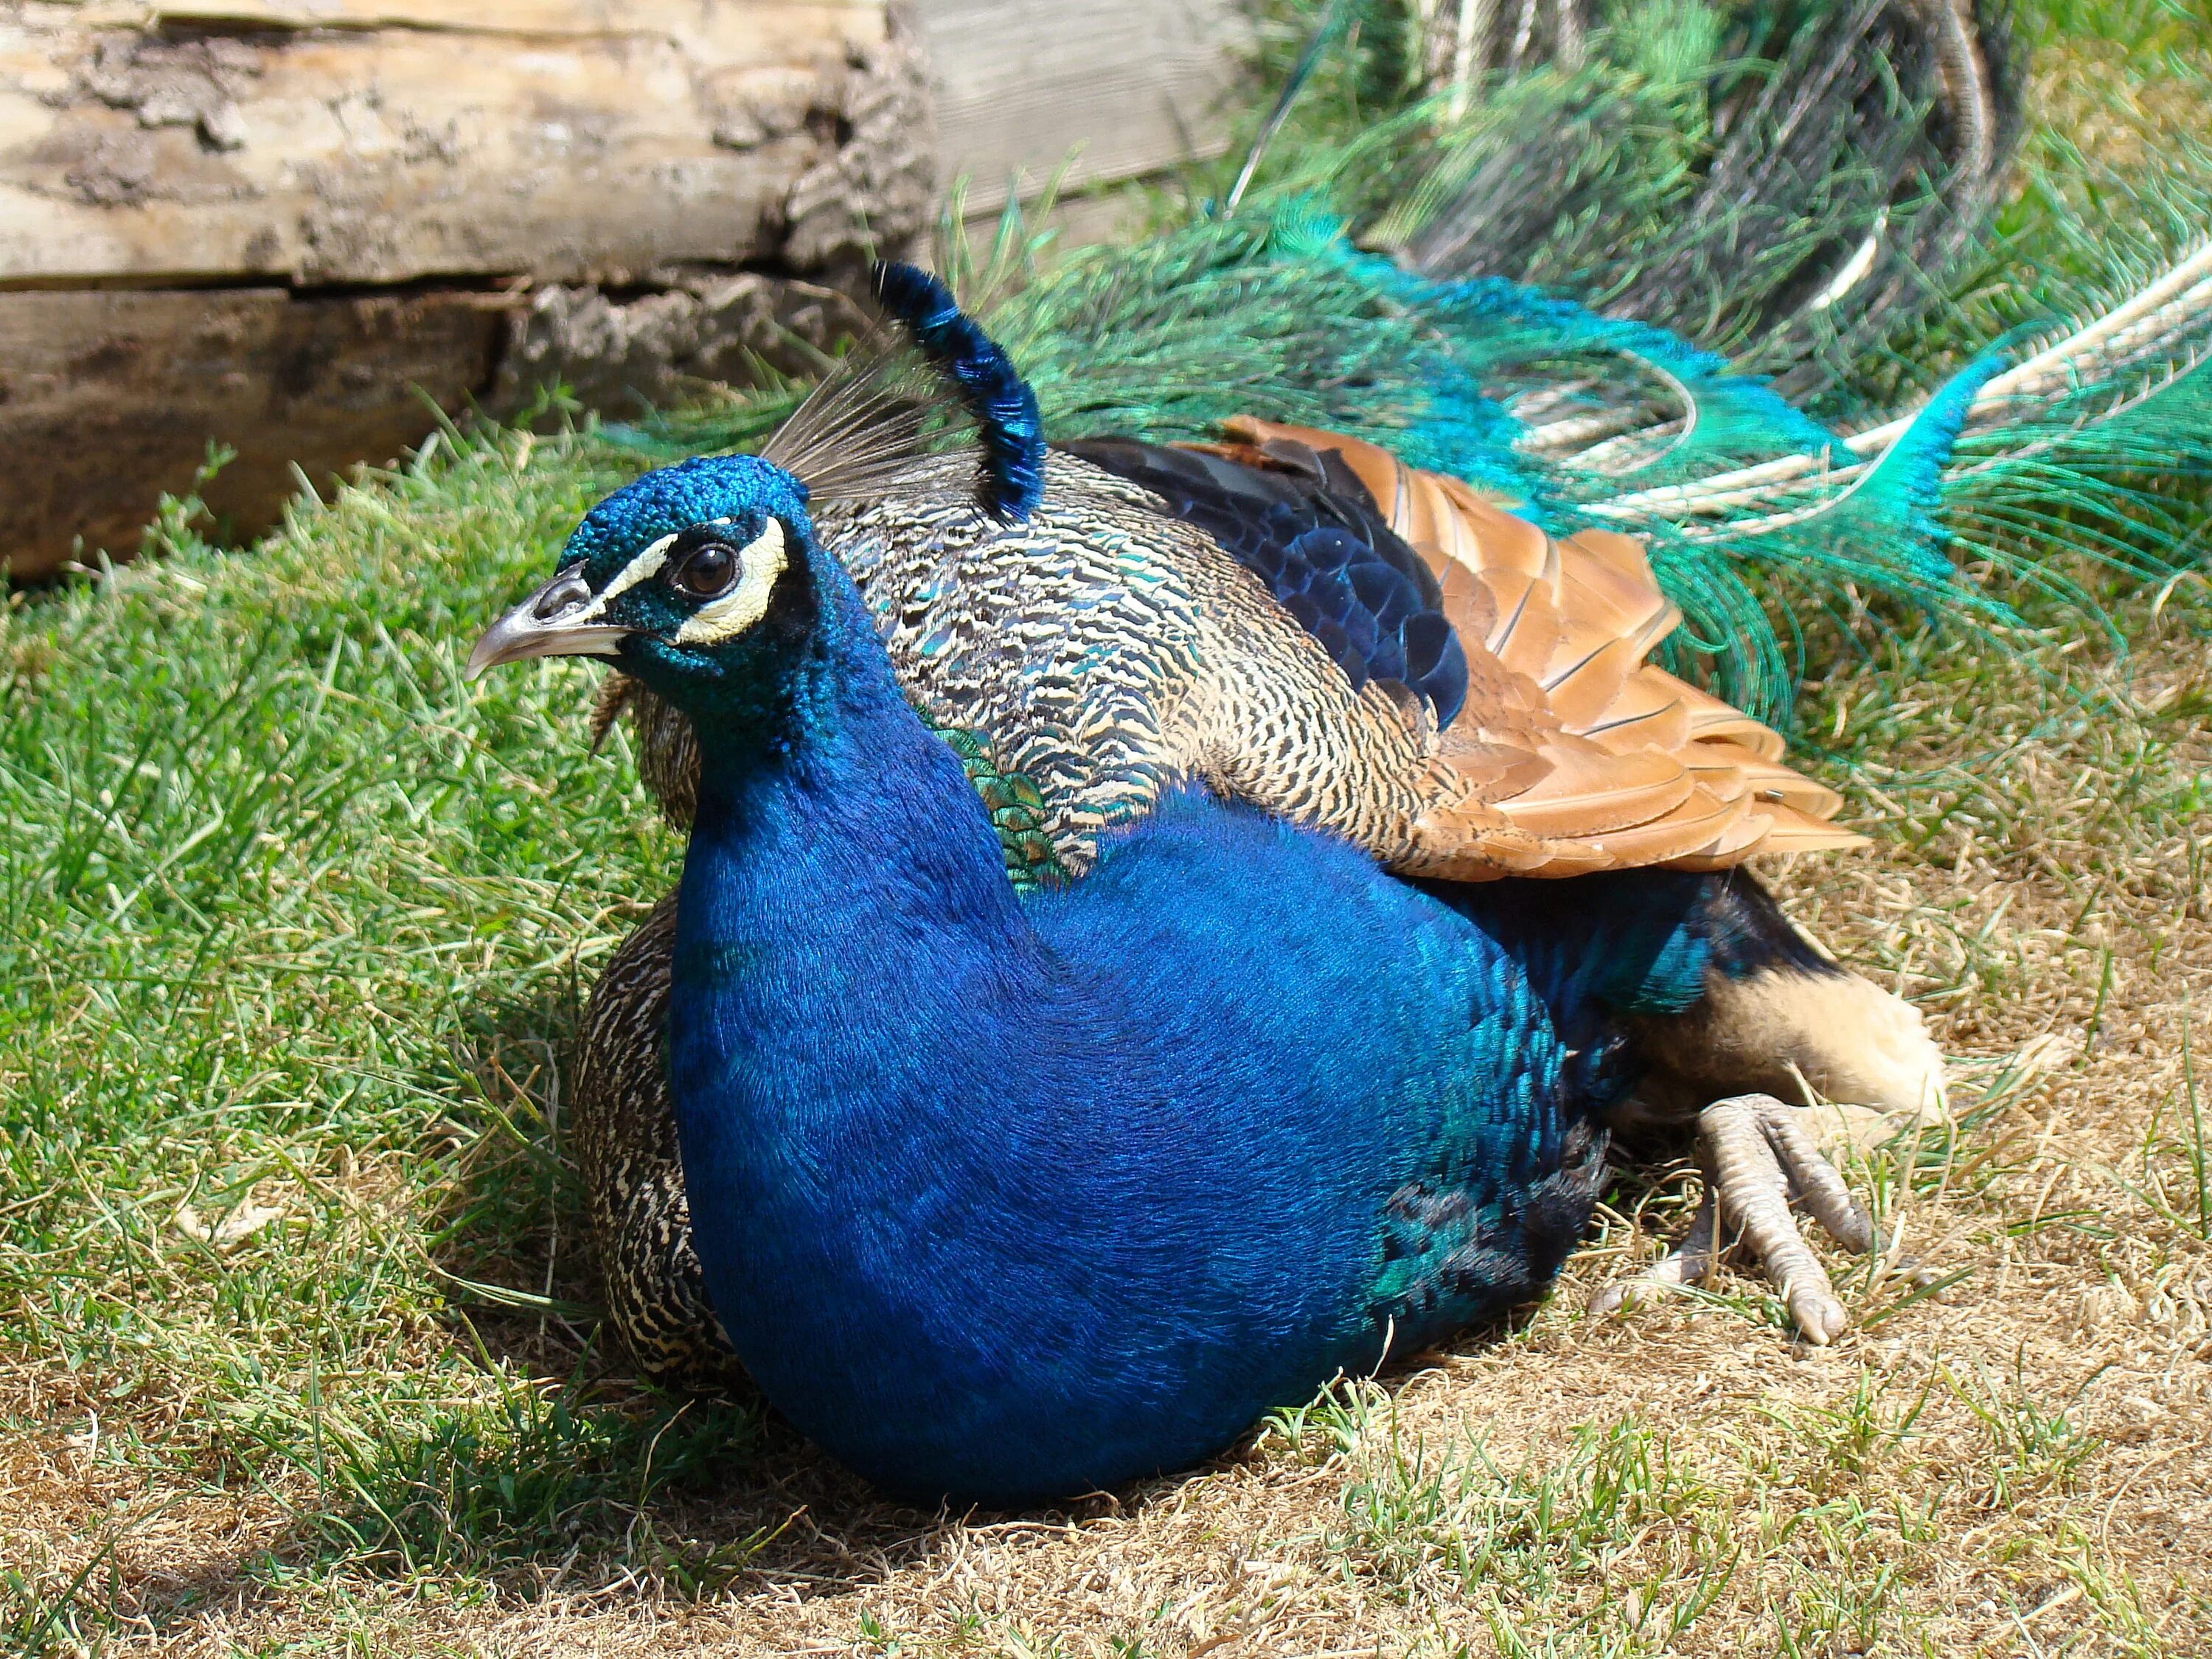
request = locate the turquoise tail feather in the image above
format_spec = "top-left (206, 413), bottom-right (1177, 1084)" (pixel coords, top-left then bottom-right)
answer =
top-left (633, 81), bottom-right (2211, 731)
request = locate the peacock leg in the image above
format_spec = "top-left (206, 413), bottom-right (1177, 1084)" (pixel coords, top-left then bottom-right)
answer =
top-left (1592, 1092), bottom-right (1896, 1345)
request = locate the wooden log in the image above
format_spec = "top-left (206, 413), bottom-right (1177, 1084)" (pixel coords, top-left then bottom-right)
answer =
top-left (0, 0), bottom-right (1249, 577)
top-left (0, 0), bottom-right (927, 286)
top-left (0, 0), bottom-right (930, 575)
top-left (490, 271), bottom-right (871, 417)
top-left (0, 286), bottom-right (507, 572)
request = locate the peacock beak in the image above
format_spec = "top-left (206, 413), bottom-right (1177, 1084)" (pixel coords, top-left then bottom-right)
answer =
top-left (466, 565), bottom-right (634, 680)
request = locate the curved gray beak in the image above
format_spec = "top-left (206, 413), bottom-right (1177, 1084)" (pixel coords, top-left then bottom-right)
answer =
top-left (466, 565), bottom-right (633, 681)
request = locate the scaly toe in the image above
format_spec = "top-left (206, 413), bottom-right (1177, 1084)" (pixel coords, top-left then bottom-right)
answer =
top-left (1784, 1281), bottom-right (1850, 1346)
top-left (1702, 1093), bottom-right (1858, 1344)
top-left (1590, 1193), bottom-right (1716, 1321)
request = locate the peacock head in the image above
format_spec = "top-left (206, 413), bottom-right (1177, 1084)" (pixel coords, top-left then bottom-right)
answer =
top-left (468, 261), bottom-right (1043, 733)
top-left (466, 453), bottom-right (826, 728)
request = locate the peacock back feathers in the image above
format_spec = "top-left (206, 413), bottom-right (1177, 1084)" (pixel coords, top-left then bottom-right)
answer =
top-left (602, 394), bottom-right (1862, 883)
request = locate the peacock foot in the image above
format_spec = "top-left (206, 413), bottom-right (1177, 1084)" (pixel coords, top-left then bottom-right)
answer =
top-left (1590, 1091), bottom-right (1924, 1346)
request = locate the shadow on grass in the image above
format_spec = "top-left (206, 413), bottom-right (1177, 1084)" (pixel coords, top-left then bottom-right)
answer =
top-left (255, 973), bottom-right (1117, 1609)
top-left (176, 970), bottom-right (1590, 1623)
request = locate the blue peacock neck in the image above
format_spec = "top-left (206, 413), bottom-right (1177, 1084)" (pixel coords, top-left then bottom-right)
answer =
top-left (661, 551), bottom-right (1041, 1153)
top-left (655, 552), bottom-right (1159, 1502)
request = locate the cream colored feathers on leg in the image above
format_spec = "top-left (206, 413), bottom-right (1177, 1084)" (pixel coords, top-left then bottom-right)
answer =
top-left (1621, 956), bottom-right (1948, 1135)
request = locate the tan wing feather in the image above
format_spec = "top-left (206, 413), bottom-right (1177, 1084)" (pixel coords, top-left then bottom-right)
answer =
top-left (1682, 738), bottom-right (1846, 818)
top-left (1754, 807), bottom-right (1871, 851)
top-left (1666, 806), bottom-right (1869, 870)
top-left (1583, 783), bottom-right (1748, 866)
top-left (1576, 667), bottom-right (1693, 754)
top-left (1497, 736), bottom-right (1694, 835)
top-left (1208, 418), bottom-right (1861, 876)
top-left (1645, 669), bottom-right (1791, 760)
top-left (1539, 633), bottom-right (1644, 730)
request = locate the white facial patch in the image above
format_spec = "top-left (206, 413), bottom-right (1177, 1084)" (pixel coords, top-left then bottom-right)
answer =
top-left (572, 531), bottom-right (679, 623)
top-left (673, 518), bottom-right (789, 645)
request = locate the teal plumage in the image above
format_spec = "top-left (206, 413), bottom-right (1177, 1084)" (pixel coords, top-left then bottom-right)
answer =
top-left (959, 203), bottom-right (2212, 724)
top-left (629, 195), bottom-right (2211, 731)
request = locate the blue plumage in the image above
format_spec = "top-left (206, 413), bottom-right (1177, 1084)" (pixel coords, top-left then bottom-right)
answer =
top-left (1447, 872), bottom-right (1729, 1022)
top-left (564, 455), bottom-right (804, 573)
top-left (648, 487), bottom-right (1597, 1501)
top-left (872, 262), bottom-right (1046, 522)
top-left (487, 451), bottom-right (1632, 1501)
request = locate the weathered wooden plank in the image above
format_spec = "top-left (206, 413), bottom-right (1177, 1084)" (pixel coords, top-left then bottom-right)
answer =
top-left (0, 0), bottom-right (1247, 289)
top-left (0, 0), bottom-right (1254, 577)
top-left (490, 271), bottom-right (872, 417)
top-left (0, 285), bottom-right (507, 577)
top-left (914, 0), bottom-right (1251, 213)
top-left (60, 0), bottom-right (882, 54)
top-left (0, 1), bottom-right (925, 286)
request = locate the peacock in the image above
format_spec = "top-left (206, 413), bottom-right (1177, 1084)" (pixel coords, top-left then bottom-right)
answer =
top-left (470, 265), bottom-right (1959, 1503)
top-left (467, 3), bottom-right (2212, 1497)
top-left (556, 390), bottom-right (1958, 1398)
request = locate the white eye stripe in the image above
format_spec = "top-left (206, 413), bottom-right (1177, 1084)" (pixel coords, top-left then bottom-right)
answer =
top-left (574, 531), bottom-right (680, 622)
top-left (672, 519), bottom-right (789, 645)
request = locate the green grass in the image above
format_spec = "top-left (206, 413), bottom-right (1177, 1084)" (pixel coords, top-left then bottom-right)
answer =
top-left (0, 424), bottom-right (778, 1618)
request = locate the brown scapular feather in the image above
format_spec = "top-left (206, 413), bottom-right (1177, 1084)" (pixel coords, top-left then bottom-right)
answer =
top-left (1209, 417), bottom-right (1865, 877)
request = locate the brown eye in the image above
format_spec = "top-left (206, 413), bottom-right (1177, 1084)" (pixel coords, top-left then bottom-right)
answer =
top-left (671, 540), bottom-right (739, 599)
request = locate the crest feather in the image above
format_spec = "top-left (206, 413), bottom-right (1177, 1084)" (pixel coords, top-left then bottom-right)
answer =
top-left (760, 262), bottom-right (1045, 522)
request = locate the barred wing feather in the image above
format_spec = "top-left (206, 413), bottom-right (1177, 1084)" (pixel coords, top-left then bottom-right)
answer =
top-left (1212, 418), bottom-right (1863, 877)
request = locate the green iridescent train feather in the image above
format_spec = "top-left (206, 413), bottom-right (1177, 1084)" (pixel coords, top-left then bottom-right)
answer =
top-left (625, 0), bottom-right (2212, 729)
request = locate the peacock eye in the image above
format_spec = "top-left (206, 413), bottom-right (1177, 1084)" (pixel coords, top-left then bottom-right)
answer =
top-left (669, 540), bottom-right (740, 600)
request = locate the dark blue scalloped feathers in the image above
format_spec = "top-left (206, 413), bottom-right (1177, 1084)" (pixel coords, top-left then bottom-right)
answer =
top-left (872, 262), bottom-right (1045, 523)
top-left (1064, 438), bottom-right (1470, 729)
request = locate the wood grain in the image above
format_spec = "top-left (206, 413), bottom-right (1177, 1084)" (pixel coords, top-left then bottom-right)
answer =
top-left (0, 0), bottom-right (917, 286)
top-left (915, 0), bottom-right (1250, 213)
top-left (0, 286), bottom-right (508, 576)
